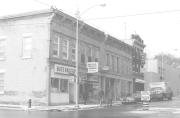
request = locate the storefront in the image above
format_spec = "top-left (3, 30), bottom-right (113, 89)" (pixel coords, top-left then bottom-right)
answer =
top-left (50, 64), bottom-right (75, 105)
top-left (79, 73), bottom-right (100, 104)
top-left (134, 78), bottom-right (145, 92)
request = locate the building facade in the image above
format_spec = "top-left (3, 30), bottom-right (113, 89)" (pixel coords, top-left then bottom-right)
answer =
top-left (131, 34), bottom-right (146, 92)
top-left (0, 9), bottom-right (133, 106)
top-left (124, 34), bottom-right (146, 93)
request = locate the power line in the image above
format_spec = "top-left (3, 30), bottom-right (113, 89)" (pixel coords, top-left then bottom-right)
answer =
top-left (84, 9), bottom-right (180, 21)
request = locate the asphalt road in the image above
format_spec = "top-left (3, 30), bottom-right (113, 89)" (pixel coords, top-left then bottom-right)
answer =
top-left (1, 98), bottom-right (180, 118)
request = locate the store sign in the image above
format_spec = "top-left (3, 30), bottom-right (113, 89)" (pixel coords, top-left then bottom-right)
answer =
top-left (135, 78), bottom-right (145, 83)
top-left (87, 62), bottom-right (98, 73)
top-left (54, 64), bottom-right (75, 75)
top-left (141, 91), bottom-right (150, 101)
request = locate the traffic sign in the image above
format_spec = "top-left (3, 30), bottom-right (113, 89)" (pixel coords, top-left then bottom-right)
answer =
top-left (87, 62), bottom-right (98, 73)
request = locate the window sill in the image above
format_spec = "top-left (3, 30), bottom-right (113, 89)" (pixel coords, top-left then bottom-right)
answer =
top-left (0, 91), bottom-right (4, 94)
top-left (0, 58), bottom-right (6, 61)
top-left (22, 56), bottom-right (32, 59)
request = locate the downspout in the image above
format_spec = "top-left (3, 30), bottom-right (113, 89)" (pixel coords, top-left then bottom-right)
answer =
top-left (47, 11), bottom-right (56, 106)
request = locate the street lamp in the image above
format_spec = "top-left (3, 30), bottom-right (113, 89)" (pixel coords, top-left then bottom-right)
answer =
top-left (75, 4), bottom-right (106, 108)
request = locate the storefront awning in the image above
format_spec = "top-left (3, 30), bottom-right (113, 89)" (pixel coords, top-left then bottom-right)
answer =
top-left (135, 79), bottom-right (145, 83)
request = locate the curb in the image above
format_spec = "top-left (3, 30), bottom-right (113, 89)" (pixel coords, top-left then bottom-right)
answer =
top-left (0, 102), bottom-right (122, 112)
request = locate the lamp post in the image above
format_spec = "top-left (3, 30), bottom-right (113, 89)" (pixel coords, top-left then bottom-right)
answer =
top-left (75, 4), bottom-right (106, 108)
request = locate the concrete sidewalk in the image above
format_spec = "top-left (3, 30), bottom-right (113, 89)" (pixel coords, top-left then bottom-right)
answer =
top-left (0, 101), bottom-right (122, 111)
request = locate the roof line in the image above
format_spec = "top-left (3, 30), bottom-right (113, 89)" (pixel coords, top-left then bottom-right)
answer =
top-left (0, 9), bottom-right (54, 20)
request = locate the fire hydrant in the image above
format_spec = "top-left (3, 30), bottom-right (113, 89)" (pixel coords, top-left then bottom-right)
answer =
top-left (28, 99), bottom-right (32, 108)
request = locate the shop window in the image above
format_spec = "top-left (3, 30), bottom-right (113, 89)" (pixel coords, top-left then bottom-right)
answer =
top-left (60, 79), bottom-right (68, 93)
top-left (51, 78), bottom-right (68, 93)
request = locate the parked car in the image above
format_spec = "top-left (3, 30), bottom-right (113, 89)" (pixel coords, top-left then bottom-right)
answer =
top-left (122, 96), bottom-right (136, 105)
top-left (133, 91), bottom-right (141, 102)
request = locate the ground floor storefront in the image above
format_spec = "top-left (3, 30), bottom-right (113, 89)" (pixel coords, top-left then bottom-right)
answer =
top-left (50, 63), bottom-right (133, 105)
top-left (133, 78), bottom-right (145, 93)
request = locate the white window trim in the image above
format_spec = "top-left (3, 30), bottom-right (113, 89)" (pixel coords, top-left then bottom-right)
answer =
top-left (0, 70), bottom-right (5, 94)
top-left (53, 36), bottom-right (60, 57)
top-left (0, 36), bottom-right (7, 60)
top-left (72, 44), bottom-right (76, 62)
top-left (22, 34), bottom-right (32, 59)
top-left (62, 39), bottom-right (69, 60)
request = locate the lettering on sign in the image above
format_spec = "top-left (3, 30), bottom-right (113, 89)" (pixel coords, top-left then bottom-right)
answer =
top-left (87, 62), bottom-right (98, 73)
top-left (54, 64), bottom-right (75, 75)
top-left (141, 91), bottom-right (150, 101)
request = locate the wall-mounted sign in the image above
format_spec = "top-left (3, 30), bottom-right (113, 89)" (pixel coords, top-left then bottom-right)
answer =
top-left (87, 62), bottom-right (98, 73)
top-left (54, 64), bottom-right (75, 75)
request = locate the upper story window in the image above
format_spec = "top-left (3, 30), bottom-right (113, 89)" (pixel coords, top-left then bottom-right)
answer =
top-left (52, 36), bottom-right (60, 57)
top-left (0, 70), bottom-right (5, 94)
top-left (112, 55), bottom-right (115, 72)
top-left (22, 34), bottom-right (32, 59)
top-left (62, 39), bottom-right (69, 60)
top-left (87, 46), bottom-right (92, 62)
top-left (71, 43), bottom-right (76, 62)
top-left (80, 44), bottom-right (86, 64)
top-left (117, 57), bottom-right (119, 73)
top-left (0, 36), bottom-right (6, 60)
top-left (94, 48), bottom-right (100, 62)
top-left (106, 53), bottom-right (110, 66)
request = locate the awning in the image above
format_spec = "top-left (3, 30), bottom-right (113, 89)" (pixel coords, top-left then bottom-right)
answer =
top-left (135, 79), bottom-right (145, 83)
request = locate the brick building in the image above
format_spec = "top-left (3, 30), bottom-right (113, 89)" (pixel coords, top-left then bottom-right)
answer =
top-left (0, 9), bottom-right (133, 106)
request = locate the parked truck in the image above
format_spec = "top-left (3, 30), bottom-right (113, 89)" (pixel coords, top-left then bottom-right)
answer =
top-left (149, 82), bottom-right (173, 101)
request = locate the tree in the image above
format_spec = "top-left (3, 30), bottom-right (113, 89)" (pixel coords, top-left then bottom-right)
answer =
top-left (154, 53), bottom-right (180, 68)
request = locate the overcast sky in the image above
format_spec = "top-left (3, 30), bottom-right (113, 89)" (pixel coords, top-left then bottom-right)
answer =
top-left (1, 0), bottom-right (180, 58)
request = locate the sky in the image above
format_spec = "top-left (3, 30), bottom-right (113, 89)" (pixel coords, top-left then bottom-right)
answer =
top-left (1, 0), bottom-right (180, 58)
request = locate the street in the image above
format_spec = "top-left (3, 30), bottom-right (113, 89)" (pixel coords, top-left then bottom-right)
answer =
top-left (1, 98), bottom-right (180, 118)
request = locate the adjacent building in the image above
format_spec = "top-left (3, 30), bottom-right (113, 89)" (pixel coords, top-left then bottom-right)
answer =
top-left (0, 8), bottom-right (134, 106)
top-left (124, 34), bottom-right (146, 93)
top-left (131, 34), bottom-right (146, 92)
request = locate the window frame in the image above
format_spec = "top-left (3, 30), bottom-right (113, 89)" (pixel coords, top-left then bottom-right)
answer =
top-left (71, 42), bottom-right (76, 62)
top-left (51, 78), bottom-right (69, 93)
top-left (62, 39), bottom-right (69, 60)
top-left (0, 36), bottom-right (6, 60)
top-left (52, 35), bottom-right (60, 57)
top-left (22, 34), bottom-right (32, 59)
top-left (0, 70), bottom-right (5, 94)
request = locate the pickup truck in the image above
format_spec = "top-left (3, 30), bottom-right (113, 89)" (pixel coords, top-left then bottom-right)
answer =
top-left (149, 82), bottom-right (173, 101)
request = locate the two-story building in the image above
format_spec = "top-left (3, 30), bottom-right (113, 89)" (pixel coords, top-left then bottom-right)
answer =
top-left (0, 8), bottom-right (133, 106)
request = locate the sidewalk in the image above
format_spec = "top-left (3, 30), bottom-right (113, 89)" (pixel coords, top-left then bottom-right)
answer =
top-left (0, 101), bottom-right (122, 112)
